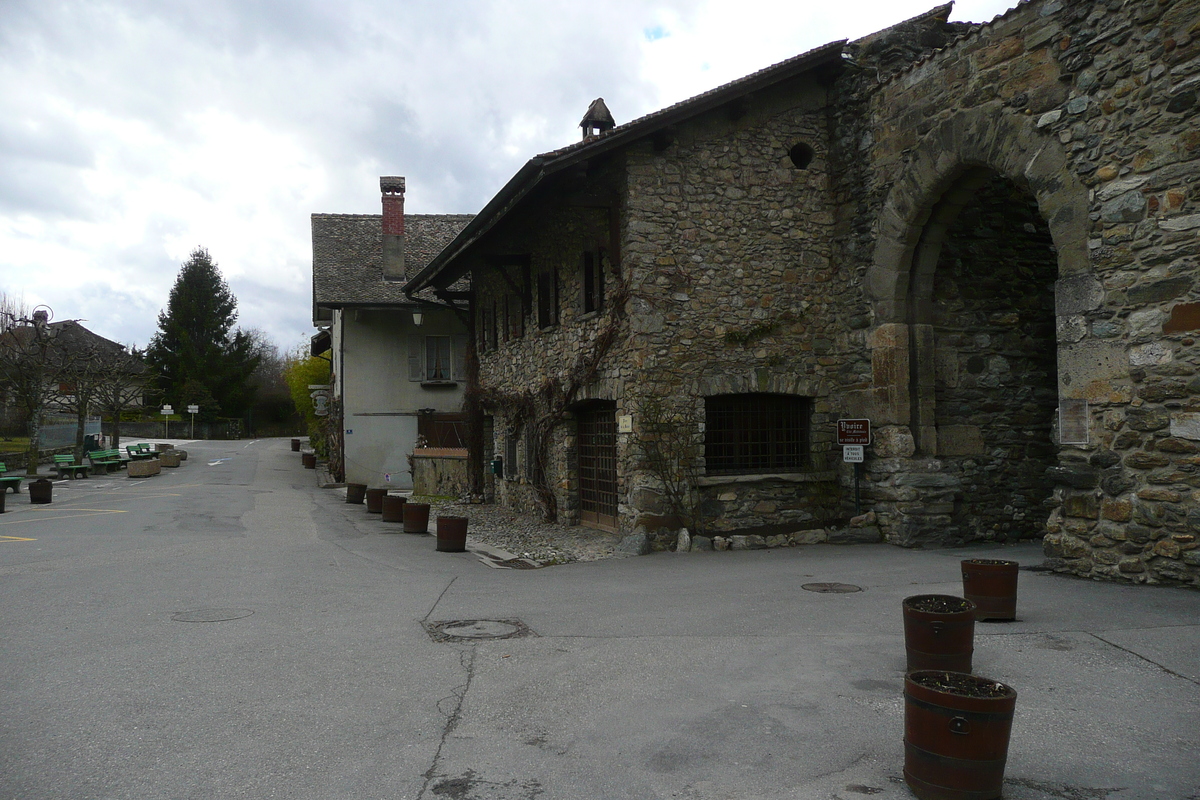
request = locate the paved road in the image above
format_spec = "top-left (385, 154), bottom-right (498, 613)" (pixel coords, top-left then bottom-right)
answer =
top-left (2, 439), bottom-right (1198, 799)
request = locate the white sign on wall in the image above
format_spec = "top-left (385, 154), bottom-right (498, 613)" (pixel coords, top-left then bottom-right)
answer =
top-left (843, 445), bottom-right (864, 463)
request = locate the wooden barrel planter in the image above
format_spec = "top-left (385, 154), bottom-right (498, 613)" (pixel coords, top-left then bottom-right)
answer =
top-left (345, 483), bottom-right (367, 504)
top-left (291, 439), bottom-right (301, 452)
top-left (403, 502), bottom-right (431, 534)
top-left (436, 516), bottom-right (468, 552)
top-left (28, 478), bottom-right (52, 505)
top-left (302, 452), bottom-right (317, 469)
top-left (364, 488), bottom-right (388, 514)
top-left (904, 670), bottom-right (1017, 800)
top-left (962, 559), bottom-right (1019, 622)
top-left (381, 494), bottom-right (407, 525)
top-left (903, 595), bottom-right (976, 673)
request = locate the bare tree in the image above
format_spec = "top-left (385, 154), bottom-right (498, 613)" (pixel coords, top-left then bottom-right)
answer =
top-left (0, 302), bottom-right (75, 473)
top-left (92, 345), bottom-right (148, 448)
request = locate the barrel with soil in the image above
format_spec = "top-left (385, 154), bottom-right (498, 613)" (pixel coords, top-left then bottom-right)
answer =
top-left (381, 494), bottom-right (407, 525)
top-left (903, 594), bottom-right (976, 673)
top-left (436, 516), bottom-right (468, 552)
top-left (345, 483), bottom-right (367, 504)
top-left (904, 670), bottom-right (1017, 800)
top-left (962, 559), bottom-right (1019, 622)
top-left (364, 488), bottom-right (387, 514)
top-left (403, 502), bottom-right (431, 534)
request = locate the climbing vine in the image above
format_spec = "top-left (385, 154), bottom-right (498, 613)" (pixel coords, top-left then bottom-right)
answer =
top-left (468, 257), bottom-right (629, 522)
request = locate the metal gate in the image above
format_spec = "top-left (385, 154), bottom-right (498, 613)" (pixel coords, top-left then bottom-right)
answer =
top-left (577, 406), bottom-right (618, 531)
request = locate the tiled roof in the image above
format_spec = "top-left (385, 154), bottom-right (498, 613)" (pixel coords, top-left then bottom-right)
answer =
top-left (312, 213), bottom-right (474, 307)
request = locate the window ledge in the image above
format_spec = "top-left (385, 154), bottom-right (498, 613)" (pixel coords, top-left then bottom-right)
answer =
top-left (697, 471), bottom-right (838, 487)
top-left (420, 380), bottom-right (459, 388)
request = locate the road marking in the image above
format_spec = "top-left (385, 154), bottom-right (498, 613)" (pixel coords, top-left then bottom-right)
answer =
top-left (0, 509), bottom-right (129, 525)
top-left (208, 459), bottom-right (232, 466)
top-left (244, 441), bottom-right (258, 448)
top-left (0, 535), bottom-right (37, 542)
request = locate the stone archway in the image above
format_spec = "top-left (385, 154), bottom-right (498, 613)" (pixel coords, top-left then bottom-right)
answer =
top-left (864, 105), bottom-right (1098, 546)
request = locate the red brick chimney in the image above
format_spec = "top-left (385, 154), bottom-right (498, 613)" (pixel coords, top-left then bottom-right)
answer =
top-left (381, 176), bottom-right (405, 280)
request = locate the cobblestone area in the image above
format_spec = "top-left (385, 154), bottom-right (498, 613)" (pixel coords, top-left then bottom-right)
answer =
top-left (416, 497), bottom-right (623, 565)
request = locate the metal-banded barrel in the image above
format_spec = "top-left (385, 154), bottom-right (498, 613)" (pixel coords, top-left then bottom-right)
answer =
top-left (962, 559), bottom-right (1019, 621)
top-left (904, 671), bottom-right (1016, 800)
top-left (903, 595), bottom-right (977, 673)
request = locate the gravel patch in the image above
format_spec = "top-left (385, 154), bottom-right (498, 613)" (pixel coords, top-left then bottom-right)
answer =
top-left (416, 497), bottom-right (623, 566)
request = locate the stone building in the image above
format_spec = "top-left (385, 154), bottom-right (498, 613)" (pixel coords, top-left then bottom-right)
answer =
top-left (311, 178), bottom-right (473, 489)
top-left (406, 0), bottom-right (1200, 585)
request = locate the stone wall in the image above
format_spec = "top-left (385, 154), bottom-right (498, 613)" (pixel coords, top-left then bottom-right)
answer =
top-left (848, 0), bottom-right (1200, 583)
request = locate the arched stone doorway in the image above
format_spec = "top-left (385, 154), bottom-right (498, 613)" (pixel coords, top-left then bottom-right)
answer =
top-left (910, 169), bottom-right (1059, 543)
top-left (864, 108), bottom-right (1098, 547)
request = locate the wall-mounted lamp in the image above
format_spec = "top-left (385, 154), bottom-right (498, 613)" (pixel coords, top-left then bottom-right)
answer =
top-left (412, 310), bottom-right (423, 326)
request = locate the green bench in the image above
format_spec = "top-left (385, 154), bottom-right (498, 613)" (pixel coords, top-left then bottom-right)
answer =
top-left (0, 462), bottom-right (23, 494)
top-left (126, 444), bottom-right (157, 460)
top-left (53, 454), bottom-right (90, 479)
top-left (87, 448), bottom-right (127, 473)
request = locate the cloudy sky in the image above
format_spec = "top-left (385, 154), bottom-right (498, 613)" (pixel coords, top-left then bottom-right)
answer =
top-left (0, 0), bottom-right (1018, 353)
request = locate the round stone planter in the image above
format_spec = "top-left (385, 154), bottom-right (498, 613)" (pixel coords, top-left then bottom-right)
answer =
top-left (381, 494), bottom-right (407, 525)
top-left (160, 451), bottom-right (182, 468)
top-left (403, 502), bottom-right (431, 534)
top-left (904, 670), bottom-right (1017, 800)
top-left (28, 478), bottom-right (52, 505)
top-left (364, 488), bottom-right (387, 514)
top-left (291, 439), bottom-right (301, 452)
top-left (961, 559), bottom-right (1019, 622)
top-left (903, 595), bottom-right (976, 673)
top-left (302, 453), bottom-right (317, 469)
top-left (436, 516), bottom-right (468, 552)
top-left (345, 483), bottom-right (367, 504)
top-left (176, 450), bottom-right (188, 461)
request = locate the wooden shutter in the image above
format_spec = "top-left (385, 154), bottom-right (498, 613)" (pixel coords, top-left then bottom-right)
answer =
top-left (407, 335), bottom-right (423, 381)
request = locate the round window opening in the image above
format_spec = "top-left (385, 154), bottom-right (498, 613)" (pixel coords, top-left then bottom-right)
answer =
top-left (789, 143), bottom-right (815, 170)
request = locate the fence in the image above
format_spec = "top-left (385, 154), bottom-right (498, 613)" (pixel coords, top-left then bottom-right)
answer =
top-left (38, 416), bottom-right (102, 448)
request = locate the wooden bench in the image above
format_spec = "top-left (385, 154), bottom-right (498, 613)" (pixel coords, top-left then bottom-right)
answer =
top-left (87, 449), bottom-right (127, 473)
top-left (53, 454), bottom-right (90, 479)
top-left (0, 462), bottom-right (23, 494)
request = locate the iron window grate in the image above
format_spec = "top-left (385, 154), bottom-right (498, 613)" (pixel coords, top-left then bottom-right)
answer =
top-left (704, 394), bottom-right (811, 474)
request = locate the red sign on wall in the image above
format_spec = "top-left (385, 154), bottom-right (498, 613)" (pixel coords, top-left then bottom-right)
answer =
top-left (836, 419), bottom-right (871, 446)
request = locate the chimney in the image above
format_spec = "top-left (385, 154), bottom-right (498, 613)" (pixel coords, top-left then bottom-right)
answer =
top-left (32, 309), bottom-right (49, 326)
top-left (580, 98), bottom-right (616, 140)
top-left (381, 176), bottom-right (406, 280)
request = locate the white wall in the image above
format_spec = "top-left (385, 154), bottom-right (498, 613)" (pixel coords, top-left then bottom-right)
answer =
top-left (337, 306), bottom-right (467, 489)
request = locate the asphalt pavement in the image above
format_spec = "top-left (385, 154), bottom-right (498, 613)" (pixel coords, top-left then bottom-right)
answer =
top-left (1, 438), bottom-right (1197, 799)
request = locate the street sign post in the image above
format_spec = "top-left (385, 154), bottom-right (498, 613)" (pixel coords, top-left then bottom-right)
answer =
top-left (161, 405), bottom-right (173, 439)
top-left (187, 404), bottom-right (199, 438)
top-left (836, 419), bottom-right (871, 515)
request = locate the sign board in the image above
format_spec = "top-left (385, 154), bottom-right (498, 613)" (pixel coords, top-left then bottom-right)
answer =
top-left (836, 418), bottom-right (871, 446)
top-left (161, 405), bottom-right (173, 415)
top-left (843, 445), bottom-right (864, 463)
top-left (618, 415), bottom-right (633, 433)
top-left (187, 404), bottom-right (199, 414)
top-left (1059, 399), bottom-right (1089, 445)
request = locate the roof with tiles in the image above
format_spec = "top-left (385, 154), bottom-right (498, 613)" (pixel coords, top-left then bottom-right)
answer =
top-left (312, 212), bottom-right (474, 307)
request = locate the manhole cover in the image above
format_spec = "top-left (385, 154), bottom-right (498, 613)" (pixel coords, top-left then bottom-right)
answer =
top-left (802, 582), bottom-right (863, 593)
top-left (171, 608), bottom-right (255, 623)
top-left (424, 618), bottom-right (535, 642)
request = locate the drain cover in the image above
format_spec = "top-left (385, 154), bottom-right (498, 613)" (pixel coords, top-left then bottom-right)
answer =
top-left (424, 618), bottom-right (535, 642)
top-left (802, 582), bottom-right (862, 593)
top-left (171, 608), bottom-right (255, 623)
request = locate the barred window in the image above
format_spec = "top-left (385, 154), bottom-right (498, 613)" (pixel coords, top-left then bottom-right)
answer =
top-left (704, 393), bottom-right (811, 475)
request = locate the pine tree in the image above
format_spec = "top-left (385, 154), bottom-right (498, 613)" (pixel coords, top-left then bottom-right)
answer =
top-left (145, 248), bottom-right (262, 420)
